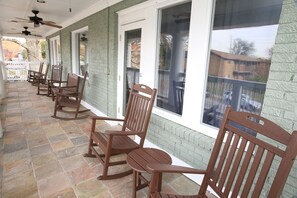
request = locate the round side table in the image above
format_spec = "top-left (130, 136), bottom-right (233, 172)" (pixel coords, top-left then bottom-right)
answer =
top-left (127, 148), bottom-right (172, 198)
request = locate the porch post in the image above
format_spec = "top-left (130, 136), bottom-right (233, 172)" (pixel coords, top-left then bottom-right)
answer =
top-left (0, 35), bottom-right (5, 138)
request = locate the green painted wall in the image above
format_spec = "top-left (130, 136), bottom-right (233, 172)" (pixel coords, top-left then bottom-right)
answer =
top-left (47, 0), bottom-right (147, 116)
top-left (261, 0), bottom-right (297, 197)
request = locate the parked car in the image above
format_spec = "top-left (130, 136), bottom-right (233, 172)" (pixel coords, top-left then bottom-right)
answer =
top-left (223, 91), bottom-right (261, 111)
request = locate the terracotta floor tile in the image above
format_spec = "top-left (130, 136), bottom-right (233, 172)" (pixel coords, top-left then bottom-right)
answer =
top-left (51, 139), bottom-right (74, 152)
top-left (2, 170), bottom-right (38, 198)
top-left (66, 164), bottom-right (99, 185)
top-left (43, 125), bottom-right (65, 137)
top-left (55, 146), bottom-right (83, 160)
top-left (32, 153), bottom-right (57, 168)
top-left (3, 158), bottom-right (32, 177)
top-left (3, 148), bottom-right (31, 163)
top-left (74, 178), bottom-right (112, 198)
top-left (3, 137), bottom-right (27, 153)
top-left (60, 155), bottom-right (88, 172)
top-left (34, 160), bottom-right (63, 181)
top-left (27, 133), bottom-right (49, 149)
top-left (48, 134), bottom-right (67, 143)
top-left (44, 187), bottom-right (76, 198)
top-left (30, 144), bottom-right (53, 157)
top-left (70, 135), bottom-right (89, 146)
top-left (38, 173), bottom-right (71, 197)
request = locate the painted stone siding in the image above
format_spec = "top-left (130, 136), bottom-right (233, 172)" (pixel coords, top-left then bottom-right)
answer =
top-left (147, 115), bottom-right (214, 170)
top-left (47, 0), bottom-right (147, 116)
top-left (261, 0), bottom-right (297, 197)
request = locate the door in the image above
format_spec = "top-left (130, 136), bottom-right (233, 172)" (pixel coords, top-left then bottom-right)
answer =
top-left (117, 21), bottom-right (144, 117)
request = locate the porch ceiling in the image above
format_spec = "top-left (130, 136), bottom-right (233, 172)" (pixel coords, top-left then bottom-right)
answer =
top-left (0, 0), bottom-right (104, 39)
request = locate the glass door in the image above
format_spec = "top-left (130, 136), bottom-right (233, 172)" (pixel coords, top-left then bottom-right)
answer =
top-left (117, 21), bottom-right (144, 118)
top-left (123, 29), bottom-right (141, 113)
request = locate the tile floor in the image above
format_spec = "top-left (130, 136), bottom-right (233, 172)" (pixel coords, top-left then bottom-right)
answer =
top-left (0, 81), bottom-right (213, 198)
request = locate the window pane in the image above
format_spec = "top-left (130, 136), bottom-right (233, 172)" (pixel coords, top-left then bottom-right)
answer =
top-left (203, 0), bottom-right (282, 128)
top-left (156, 2), bottom-right (191, 115)
top-left (123, 29), bottom-right (141, 114)
top-left (79, 32), bottom-right (88, 75)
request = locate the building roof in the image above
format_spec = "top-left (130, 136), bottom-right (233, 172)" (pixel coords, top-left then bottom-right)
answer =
top-left (211, 50), bottom-right (269, 63)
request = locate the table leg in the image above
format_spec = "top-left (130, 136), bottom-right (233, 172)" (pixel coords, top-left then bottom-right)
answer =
top-left (132, 170), bottom-right (137, 198)
top-left (157, 173), bottom-right (162, 191)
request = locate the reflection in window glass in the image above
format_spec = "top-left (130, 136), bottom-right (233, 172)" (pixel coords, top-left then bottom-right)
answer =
top-left (203, 0), bottom-right (282, 128)
top-left (156, 2), bottom-right (191, 115)
top-left (79, 32), bottom-right (88, 75)
top-left (123, 29), bottom-right (141, 114)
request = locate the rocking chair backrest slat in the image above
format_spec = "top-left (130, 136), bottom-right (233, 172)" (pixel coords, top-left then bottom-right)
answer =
top-left (66, 73), bottom-right (80, 93)
top-left (43, 63), bottom-right (50, 79)
top-left (38, 62), bottom-right (44, 73)
top-left (198, 107), bottom-right (297, 198)
top-left (122, 84), bottom-right (157, 146)
top-left (51, 64), bottom-right (63, 82)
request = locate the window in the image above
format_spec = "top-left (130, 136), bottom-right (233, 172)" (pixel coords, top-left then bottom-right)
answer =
top-left (156, 2), bottom-right (191, 115)
top-left (123, 29), bottom-right (141, 112)
top-left (49, 36), bottom-right (61, 65)
top-left (72, 27), bottom-right (88, 75)
top-left (202, 0), bottom-right (283, 128)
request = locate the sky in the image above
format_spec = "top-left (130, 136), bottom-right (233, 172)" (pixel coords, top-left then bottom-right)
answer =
top-left (211, 25), bottom-right (279, 58)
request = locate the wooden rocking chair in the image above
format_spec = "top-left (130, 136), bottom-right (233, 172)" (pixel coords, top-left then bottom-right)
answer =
top-left (28, 62), bottom-right (44, 84)
top-left (147, 107), bottom-right (297, 198)
top-left (84, 84), bottom-right (157, 180)
top-left (37, 64), bottom-right (63, 96)
top-left (51, 73), bottom-right (79, 101)
top-left (52, 71), bottom-right (89, 120)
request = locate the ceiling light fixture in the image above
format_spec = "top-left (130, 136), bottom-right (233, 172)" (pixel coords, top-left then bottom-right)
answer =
top-left (37, 0), bottom-right (46, 3)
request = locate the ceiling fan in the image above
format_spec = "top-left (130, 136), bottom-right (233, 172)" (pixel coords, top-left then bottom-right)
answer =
top-left (15, 10), bottom-right (62, 29)
top-left (7, 26), bottom-right (42, 37)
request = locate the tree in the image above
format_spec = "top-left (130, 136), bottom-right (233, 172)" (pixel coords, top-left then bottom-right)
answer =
top-left (230, 38), bottom-right (255, 56)
top-left (3, 38), bottom-right (45, 61)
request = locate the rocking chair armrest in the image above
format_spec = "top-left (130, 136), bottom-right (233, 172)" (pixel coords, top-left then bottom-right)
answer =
top-left (91, 116), bottom-right (125, 122)
top-left (56, 92), bottom-right (76, 98)
top-left (147, 164), bottom-right (206, 175)
top-left (59, 86), bottom-right (78, 90)
top-left (104, 130), bottom-right (142, 136)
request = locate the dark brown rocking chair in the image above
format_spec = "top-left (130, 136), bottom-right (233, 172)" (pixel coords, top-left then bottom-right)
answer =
top-left (28, 62), bottom-right (44, 84)
top-left (84, 84), bottom-right (157, 180)
top-left (51, 73), bottom-right (79, 101)
top-left (147, 106), bottom-right (297, 198)
top-left (52, 71), bottom-right (89, 120)
top-left (37, 64), bottom-right (63, 96)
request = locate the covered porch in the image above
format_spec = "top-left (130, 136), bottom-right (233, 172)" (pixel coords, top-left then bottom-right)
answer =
top-left (0, 0), bottom-right (297, 197)
top-left (0, 80), bottom-right (207, 197)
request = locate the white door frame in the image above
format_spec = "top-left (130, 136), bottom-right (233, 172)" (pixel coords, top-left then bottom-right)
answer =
top-left (117, 20), bottom-right (146, 118)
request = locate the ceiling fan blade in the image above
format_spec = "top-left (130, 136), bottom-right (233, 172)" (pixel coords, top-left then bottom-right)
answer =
top-left (41, 21), bottom-right (62, 28)
top-left (6, 33), bottom-right (23, 35)
top-left (31, 34), bottom-right (42, 38)
top-left (42, 20), bottom-right (56, 24)
top-left (15, 17), bottom-right (30, 21)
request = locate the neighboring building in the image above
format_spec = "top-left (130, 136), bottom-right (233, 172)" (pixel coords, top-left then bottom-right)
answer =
top-left (46, 0), bottom-right (297, 197)
top-left (209, 50), bottom-right (271, 82)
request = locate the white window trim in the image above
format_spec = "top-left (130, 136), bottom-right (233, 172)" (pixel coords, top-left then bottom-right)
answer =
top-left (117, 0), bottom-right (218, 138)
top-left (71, 26), bottom-right (88, 76)
top-left (49, 35), bottom-right (61, 65)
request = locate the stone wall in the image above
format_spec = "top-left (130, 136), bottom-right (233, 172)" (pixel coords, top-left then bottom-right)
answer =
top-left (261, 0), bottom-right (297, 197)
